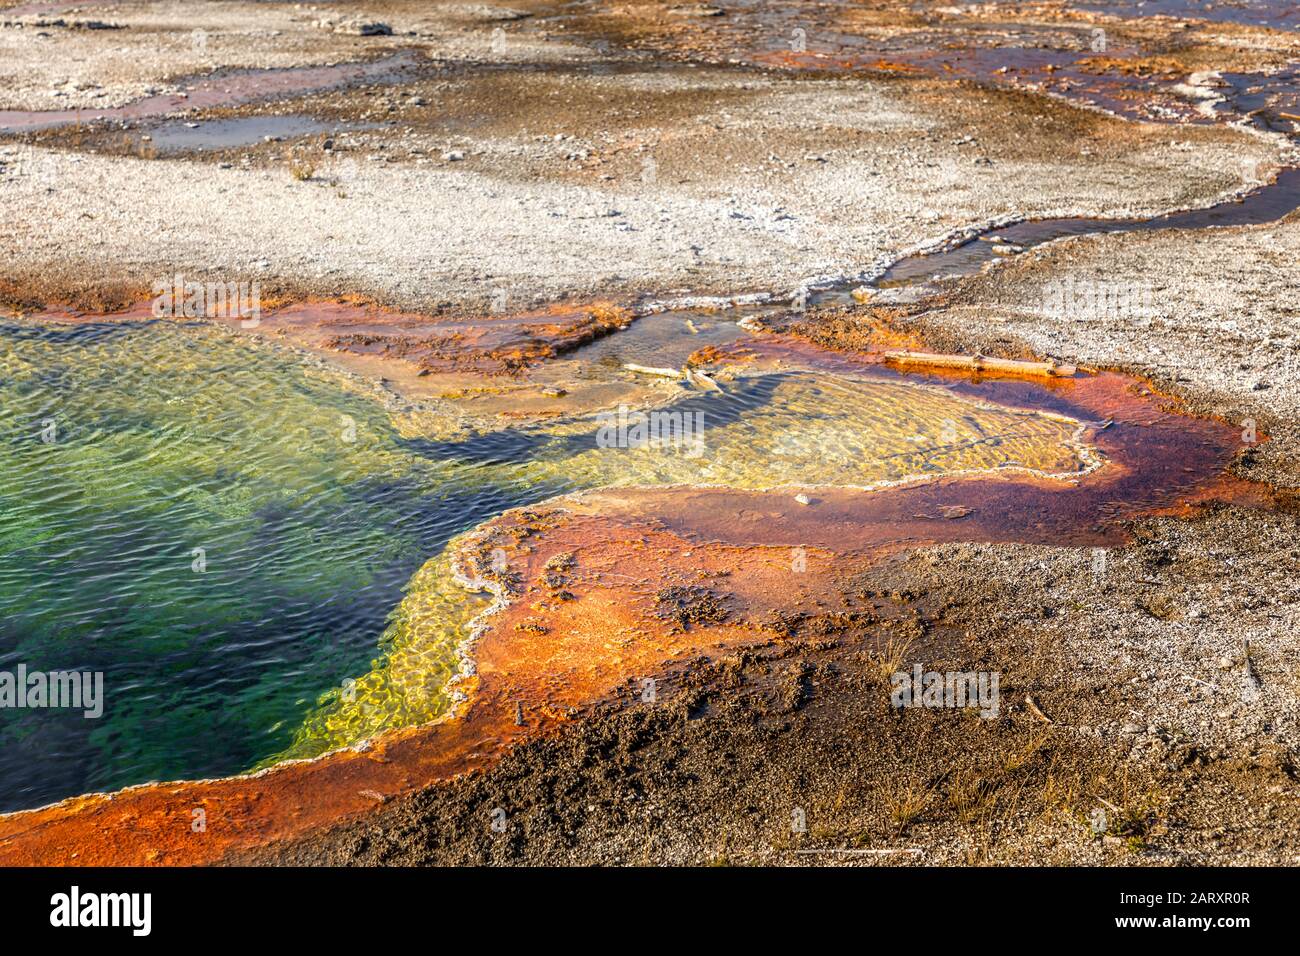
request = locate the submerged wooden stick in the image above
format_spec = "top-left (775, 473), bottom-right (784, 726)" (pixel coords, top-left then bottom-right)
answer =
top-left (884, 350), bottom-right (1076, 378)
top-left (623, 363), bottom-right (682, 379)
top-left (684, 368), bottom-right (722, 392)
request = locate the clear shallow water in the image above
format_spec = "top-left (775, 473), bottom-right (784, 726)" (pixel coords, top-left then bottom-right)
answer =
top-left (0, 318), bottom-right (1093, 808)
top-left (134, 115), bottom-right (370, 154)
top-left (0, 53), bottom-right (418, 133)
top-left (803, 167), bottom-right (1300, 301)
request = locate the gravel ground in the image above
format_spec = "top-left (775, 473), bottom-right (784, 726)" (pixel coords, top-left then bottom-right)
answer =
top-left (0, 68), bottom-right (1280, 314)
top-left (0, 1), bottom-right (587, 110)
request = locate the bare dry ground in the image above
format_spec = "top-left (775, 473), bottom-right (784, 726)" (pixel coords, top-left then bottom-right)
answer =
top-left (1, 2), bottom-right (1289, 313)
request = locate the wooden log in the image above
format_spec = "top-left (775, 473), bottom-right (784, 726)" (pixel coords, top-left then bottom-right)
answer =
top-left (884, 349), bottom-right (1076, 377)
top-left (684, 368), bottom-right (722, 392)
top-left (623, 362), bottom-right (682, 379)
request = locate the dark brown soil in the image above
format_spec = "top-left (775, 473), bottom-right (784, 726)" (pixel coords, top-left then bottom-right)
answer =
top-left (235, 504), bottom-right (1300, 866)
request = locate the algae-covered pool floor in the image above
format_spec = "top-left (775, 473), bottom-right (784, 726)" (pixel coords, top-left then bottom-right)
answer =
top-left (1, 0), bottom-right (1299, 868)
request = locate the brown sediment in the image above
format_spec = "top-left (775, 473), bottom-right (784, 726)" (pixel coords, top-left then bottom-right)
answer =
top-left (1, 277), bottom-right (331, 318)
top-left (8, 295), bottom-right (652, 421)
top-left (750, 51), bottom-right (928, 75)
top-left (232, 298), bottom-right (655, 422)
top-left (222, 299), bottom-right (633, 376)
top-left (589, 0), bottom-right (1300, 127)
top-left (0, 277), bottom-right (150, 316)
top-left (0, 327), bottom-right (1267, 865)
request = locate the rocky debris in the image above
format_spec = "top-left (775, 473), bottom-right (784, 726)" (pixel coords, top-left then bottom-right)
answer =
top-left (320, 20), bottom-right (393, 37)
top-left (460, 5), bottom-right (532, 22)
top-left (15, 18), bottom-right (121, 30)
top-left (653, 584), bottom-right (730, 634)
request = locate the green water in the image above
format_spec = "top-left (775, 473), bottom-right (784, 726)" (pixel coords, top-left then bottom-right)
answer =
top-left (0, 319), bottom-right (537, 810)
top-left (0, 318), bottom-right (1094, 809)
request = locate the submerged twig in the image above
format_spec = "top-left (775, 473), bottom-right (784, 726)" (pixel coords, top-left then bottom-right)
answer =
top-left (685, 368), bottom-right (722, 391)
top-left (884, 349), bottom-right (1077, 378)
top-left (623, 362), bottom-right (681, 379)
